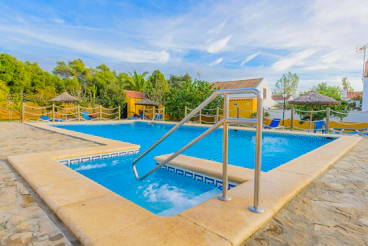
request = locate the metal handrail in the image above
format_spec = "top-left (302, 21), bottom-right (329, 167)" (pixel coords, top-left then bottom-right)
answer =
top-left (132, 88), bottom-right (264, 213)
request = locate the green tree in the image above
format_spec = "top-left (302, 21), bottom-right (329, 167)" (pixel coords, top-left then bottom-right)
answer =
top-left (24, 61), bottom-right (47, 93)
top-left (274, 72), bottom-right (299, 96)
top-left (95, 64), bottom-right (118, 92)
top-left (88, 84), bottom-right (98, 112)
top-left (144, 70), bottom-right (168, 104)
top-left (120, 70), bottom-right (148, 91)
top-left (164, 79), bottom-right (221, 120)
top-left (0, 54), bottom-right (27, 93)
top-left (100, 82), bottom-right (126, 118)
top-left (312, 82), bottom-right (342, 101)
top-left (342, 77), bottom-right (354, 92)
top-left (53, 61), bottom-right (72, 81)
top-left (168, 73), bottom-right (192, 88)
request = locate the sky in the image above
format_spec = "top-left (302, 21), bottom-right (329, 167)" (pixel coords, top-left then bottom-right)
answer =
top-left (0, 0), bottom-right (367, 92)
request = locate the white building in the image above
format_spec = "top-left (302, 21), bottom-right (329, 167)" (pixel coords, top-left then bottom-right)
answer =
top-left (271, 94), bottom-right (294, 108)
top-left (342, 87), bottom-right (363, 108)
top-left (210, 78), bottom-right (276, 109)
top-left (362, 61), bottom-right (368, 112)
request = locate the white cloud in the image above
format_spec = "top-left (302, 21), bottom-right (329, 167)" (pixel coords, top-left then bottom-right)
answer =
top-left (241, 53), bottom-right (259, 66)
top-left (207, 35), bottom-right (232, 53)
top-left (209, 58), bottom-right (223, 66)
top-left (272, 49), bottom-right (318, 71)
top-left (53, 18), bottom-right (64, 24)
top-left (207, 20), bottom-right (227, 34)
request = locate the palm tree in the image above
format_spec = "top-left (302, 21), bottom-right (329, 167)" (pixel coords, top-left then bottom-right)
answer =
top-left (119, 70), bottom-right (148, 91)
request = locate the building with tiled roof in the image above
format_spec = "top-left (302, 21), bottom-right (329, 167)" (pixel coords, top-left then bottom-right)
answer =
top-left (209, 78), bottom-right (276, 108)
top-left (124, 90), bottom-right (145, 99)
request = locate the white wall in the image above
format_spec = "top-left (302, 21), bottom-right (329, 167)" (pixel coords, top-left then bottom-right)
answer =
top-left (362, 77), bottom-right (368, 112)
top-left (256, 78), bottom-right (276, 109)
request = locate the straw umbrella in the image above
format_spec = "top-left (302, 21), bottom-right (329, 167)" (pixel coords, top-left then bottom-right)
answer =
top-left (135, 98), bottom-right (158, 119)
top-left (288, 91), bottom-right (341, 131)
top-left (49, 92), bottom-right (81, 120)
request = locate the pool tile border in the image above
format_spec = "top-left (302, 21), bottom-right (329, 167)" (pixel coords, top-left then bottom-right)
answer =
top-left (5, 121), bottom-right (363, 246)
top-left (159, 163), bottom-right (237, 190)
top-left (59, 150), bottom-right (139, 165)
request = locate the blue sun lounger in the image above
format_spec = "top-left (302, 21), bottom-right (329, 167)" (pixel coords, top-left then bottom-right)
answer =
top-left (38, 115), bottom-right (63, 122)
top-left (313, 121), bottom-right (327, 134)
top-left (81, 112), bottom-right (99, 121)
top-left (264, 118), bottom-right (284, 130)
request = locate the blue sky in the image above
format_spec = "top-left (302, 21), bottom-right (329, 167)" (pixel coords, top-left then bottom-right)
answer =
top-left (1, 0), bottom-right (367, 92)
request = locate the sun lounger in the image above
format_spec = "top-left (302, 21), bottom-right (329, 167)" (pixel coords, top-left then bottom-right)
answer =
top-left (81, 112), bottom-right (99, 121)
top-left (264, 118), bottom-right (284, 130)
top-left (313, 121), bottom-right (326, 133)
top-left (38, 115), bottom-right (63, 122)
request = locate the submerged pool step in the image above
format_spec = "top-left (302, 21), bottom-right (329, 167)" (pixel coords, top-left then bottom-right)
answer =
top-left (157, 188), bottom-right (221, 217)
top-left (155, 154), bottom-right (256, 189)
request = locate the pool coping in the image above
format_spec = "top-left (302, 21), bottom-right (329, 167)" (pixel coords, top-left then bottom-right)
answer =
top-left (6, 120), bottom-right (362, 246)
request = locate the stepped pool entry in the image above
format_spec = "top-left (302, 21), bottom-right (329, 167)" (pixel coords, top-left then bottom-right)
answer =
top-left (53, 122), bottom-right (336, 216)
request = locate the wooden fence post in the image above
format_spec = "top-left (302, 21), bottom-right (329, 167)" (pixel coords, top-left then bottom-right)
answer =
top-left (326, 107), bottom-right (330, 134)
top-left (118, 106), bottom-right (121, 120)
top-left (99, 105), bottom-right (102, 121)
top-left (216, 107), bottom-right (219, 123)
top-left (21, 102), bottom-right (24, 123)
top-left (199, 109), bottom-right (202, 124)
top-left (162, 107), bottom-right (165, 121)
top-left (52, 104), bottom-right (55, 122)
top-left (290, 107), bottom-right (294, 131)
top-left (77, 105), bottom-right (80, 122)
top-left (185, 106), bottom-right (187, 117)
top-left (152, 107), bottom-right (154, 121)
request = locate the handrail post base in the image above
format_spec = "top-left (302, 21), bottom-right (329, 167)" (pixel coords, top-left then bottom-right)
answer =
top-left (218, 195), bottom-right (231, 202)
top-left (248, 205), bottom-right (264, 213)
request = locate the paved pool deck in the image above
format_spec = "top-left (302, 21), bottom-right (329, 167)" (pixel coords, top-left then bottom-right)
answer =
top-left (0, 122), bottom-right (367, 245)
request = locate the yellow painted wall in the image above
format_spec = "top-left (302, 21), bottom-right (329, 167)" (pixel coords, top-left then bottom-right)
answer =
top-left (228, 99), bottom-right (256, 118)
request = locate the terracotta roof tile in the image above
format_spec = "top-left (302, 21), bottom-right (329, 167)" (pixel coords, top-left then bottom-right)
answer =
top-left (124, 90), bottom-right (145, 99)
top-left (209, 78), bottom-right (262, 90)
top-left (347, 92), bottom-right (362, 99)
top-left (271, 95), bottom-right (292, 100)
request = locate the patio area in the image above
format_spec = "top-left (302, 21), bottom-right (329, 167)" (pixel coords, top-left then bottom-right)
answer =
top-left (0, 122), bottom-right (367, 245)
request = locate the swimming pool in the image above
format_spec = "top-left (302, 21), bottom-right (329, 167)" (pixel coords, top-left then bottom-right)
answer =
top-left (54, 122), bottom-right (335, 216)
top-left (55, 122), bottom-right (335, 172)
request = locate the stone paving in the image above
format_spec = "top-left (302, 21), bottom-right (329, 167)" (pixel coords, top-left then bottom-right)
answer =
top-left (1, 122), bottom-right (367, 246)
top-left (245, 138), bottom-right (368, 246)
top-left (0, 123), bottom-right (99, 246)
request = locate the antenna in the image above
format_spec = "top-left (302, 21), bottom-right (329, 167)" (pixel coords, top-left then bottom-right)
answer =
top-left (357, 43), bottom-right (368, 82)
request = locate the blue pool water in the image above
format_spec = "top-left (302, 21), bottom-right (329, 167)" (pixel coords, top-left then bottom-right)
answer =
top-left (54, 122), bottom-right (334, 216)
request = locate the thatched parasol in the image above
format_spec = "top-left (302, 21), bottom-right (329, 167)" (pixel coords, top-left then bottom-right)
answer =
top-left (49, 92), bottom-right (80, 120)
top-left (289, 91), bottom-right (341, 131)
top-left (134, 98), bottom-right (158, 106)
top-left (288, 91), bottom-right (340, 106)
top-left (49, 91), bottom-right (81, 102)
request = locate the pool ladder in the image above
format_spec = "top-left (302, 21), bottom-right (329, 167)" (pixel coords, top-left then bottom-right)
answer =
top-left (132, 88), bottom-right (264, 213)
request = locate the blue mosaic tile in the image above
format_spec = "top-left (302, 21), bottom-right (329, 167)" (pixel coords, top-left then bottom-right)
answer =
top-left (127, 151), bottom-right (134, 155)
top-left (205, 177), bottom-right (215, 185)
top-left (194, 174), bottom-right (204, 182)
top-left (176, 169), bottom-right (184, 176)
top-left (111, 153), bottom-right (118, 158)
top-left (102, 154), bottom-right (110, 159)
top-left (70, 158), bottom-right (80, 164)
top-left (81, 157), bottom-right (91, 162)
top-left (92, 156), bottom-right (101, 161)
top-left (119, 152), bottom-right (127, 156)
top-left (60, 160), bottom-right (68, 165)
top-left (185, 171), bottom-right (194, 179)
top-left (168, 166), bottom-right (175, 173)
